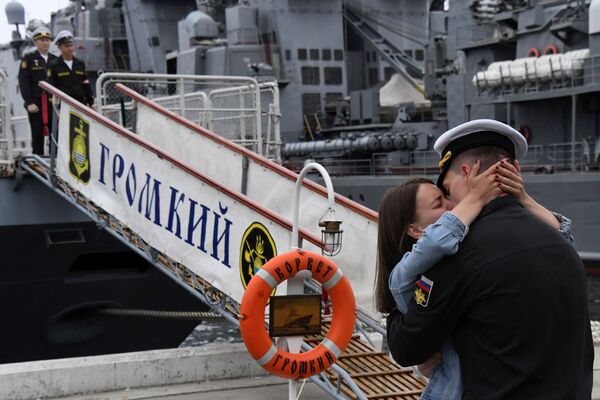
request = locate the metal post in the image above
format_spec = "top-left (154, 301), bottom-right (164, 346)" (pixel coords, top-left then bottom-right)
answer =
top-left (506, 101), bottom-right (511, 126)
top-left (178, 78), bottom-right (185, 117)
top-left (571, 95), bottom-right (577, 172)
top-left (120, 96), bottom-right (126, 127)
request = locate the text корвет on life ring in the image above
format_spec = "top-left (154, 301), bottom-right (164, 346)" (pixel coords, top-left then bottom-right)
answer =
top-left (239, 249), bottom-right (356, 379)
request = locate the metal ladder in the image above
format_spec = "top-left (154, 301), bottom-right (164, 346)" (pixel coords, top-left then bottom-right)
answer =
top-left (19, 156), bottom-right (425, 400)
top-left (343, 6), bottom-right (424, 93)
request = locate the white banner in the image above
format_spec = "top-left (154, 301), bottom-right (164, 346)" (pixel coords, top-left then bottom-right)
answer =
top-left (136, 103), bottom-right (378, 313)
top-left (56, 103), bottom-right (291, 303)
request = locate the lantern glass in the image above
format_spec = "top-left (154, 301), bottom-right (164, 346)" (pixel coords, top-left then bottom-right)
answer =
top-left (319, 220), bottom-right (343, 256)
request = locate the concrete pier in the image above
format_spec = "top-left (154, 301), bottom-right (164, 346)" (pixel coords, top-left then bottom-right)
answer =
top-left (1, 342), bottom-right (599, 399)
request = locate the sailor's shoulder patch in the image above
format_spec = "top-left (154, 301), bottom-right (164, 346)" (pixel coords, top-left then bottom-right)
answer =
top-left (21, 60), bottom-right (27, 69)
top-left (414, 275), bottom-right (434, 307)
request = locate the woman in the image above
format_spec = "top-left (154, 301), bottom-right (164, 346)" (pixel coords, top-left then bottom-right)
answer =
top-left (376, 159), bottom-right (574, 400)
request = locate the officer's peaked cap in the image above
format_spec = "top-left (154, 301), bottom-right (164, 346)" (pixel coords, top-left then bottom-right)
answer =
top-left (433, 119), bottom-right (528, 189)
top-left (32, 26), bottom-right (52, 40)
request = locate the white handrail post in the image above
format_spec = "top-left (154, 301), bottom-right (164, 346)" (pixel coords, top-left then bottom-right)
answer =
top-left (287, 162), bottom-right (336, 400)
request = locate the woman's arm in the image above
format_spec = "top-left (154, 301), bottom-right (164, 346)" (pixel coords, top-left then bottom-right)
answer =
top-left (390, 212), bottom-right (467, 313)
top-left (496, 159), bottom-right (575, 245)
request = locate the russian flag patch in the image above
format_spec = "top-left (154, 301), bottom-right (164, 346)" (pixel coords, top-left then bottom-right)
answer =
top-left (414, 275), bottom-right (434, 307)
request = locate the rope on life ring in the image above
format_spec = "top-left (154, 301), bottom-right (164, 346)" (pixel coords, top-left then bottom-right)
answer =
top-left (239, 249), bottom-right (356, 380)
top-left (543, 44), bottom-right (558, 55)
top-left (527, 47), bottom-right (540, 58)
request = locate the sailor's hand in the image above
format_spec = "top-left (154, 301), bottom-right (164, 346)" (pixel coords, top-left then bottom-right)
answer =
top-left (27, 103), bottom-right (39, 113)
top-left (495, 159), bottom-right (528, 204)
top-left (417, 352), bottom-right (442, 378)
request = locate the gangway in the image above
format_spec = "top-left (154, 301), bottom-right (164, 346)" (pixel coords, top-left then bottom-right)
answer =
top-left (343, 6), bottom-right (424, 93)
top-left (18, 82), bottom-right (424, 399)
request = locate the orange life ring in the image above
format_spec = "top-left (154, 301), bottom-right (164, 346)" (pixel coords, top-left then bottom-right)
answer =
top-left (239, 249), bottom-right (355, 380)
top-left (543, 44), bottom-right (558, 55)
top-left (527, 47), bottom-right (540, 58)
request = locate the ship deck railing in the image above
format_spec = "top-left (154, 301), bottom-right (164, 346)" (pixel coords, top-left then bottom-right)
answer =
top-left (288, 140), bottom-right (598, 177)
top-left (95, 72), bottom-right (282, 163)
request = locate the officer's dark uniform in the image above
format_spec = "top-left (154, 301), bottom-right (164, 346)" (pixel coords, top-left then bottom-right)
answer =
top-left (386, 122), bottom-right (593, 399)
top-left (18, 47), bottom-right (57, 155)
top-left (47, 56), bottom-right (94, 107)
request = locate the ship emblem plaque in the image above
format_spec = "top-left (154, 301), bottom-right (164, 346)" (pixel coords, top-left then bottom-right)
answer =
top-left (68, 111), bottom-right (90, 184)
top-left (240, 222), bottom-right (277, 289)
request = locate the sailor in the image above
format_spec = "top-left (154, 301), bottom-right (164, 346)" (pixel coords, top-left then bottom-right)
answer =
top-left (385, 119), bottom-right (593, 399)
top-left (18, 26), bottom-right (57, 155)
top-left (47, 31), bottom-right (94, 107)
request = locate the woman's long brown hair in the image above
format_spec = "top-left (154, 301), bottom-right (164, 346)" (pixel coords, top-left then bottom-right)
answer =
top-left (375, 178), bottom-right (433, 313)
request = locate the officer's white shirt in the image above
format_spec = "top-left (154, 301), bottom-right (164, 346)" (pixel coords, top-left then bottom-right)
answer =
top-left (64, 59), bottom-right (73, 70)
top-left (40, 53), bottom-right (48, 63)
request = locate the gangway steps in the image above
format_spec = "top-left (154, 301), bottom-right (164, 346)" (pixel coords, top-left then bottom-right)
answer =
top-left (305, 321), bottom-right (425, 399)
top-left (20, 157), bottom-right (424, 399)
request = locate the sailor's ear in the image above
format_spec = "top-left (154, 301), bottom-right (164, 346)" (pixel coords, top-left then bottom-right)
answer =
top-left (407, 224), bottom-right (423, 240)
top-left (460, 163), bottom-right (472, 177)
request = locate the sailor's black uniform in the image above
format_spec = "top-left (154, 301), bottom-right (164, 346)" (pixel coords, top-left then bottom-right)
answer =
top-left (386, 196), bottom-right (593, 399)
top-left (18, 50), bottom-right (57, 155)
top-left (47, 56), bottom-right (94, 107)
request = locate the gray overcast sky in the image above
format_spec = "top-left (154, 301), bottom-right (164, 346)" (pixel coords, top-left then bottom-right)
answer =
top-left (0, 0), bottom-right (70, 44)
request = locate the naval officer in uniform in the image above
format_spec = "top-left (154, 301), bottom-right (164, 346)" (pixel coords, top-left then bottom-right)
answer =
top-left (47, 31), bottom-right (94, 107)
top-left (18, 26), bottom-right (57, 155)
top-left (385, 120), bottom-right (593, 399)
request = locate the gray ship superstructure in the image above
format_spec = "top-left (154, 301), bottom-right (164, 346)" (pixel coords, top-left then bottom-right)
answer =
top-left (1, 0), bottom-right (600, 362)
top-left (95, 0), bottom-right (599, 269)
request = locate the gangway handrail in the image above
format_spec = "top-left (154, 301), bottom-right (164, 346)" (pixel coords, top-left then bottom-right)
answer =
top-left (38, 81), bottom-right (324, 249)
top-left (114, 83), bottom-right (379, 223)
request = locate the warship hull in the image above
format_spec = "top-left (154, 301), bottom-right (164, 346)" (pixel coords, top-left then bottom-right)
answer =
top-left (0, 176), bottom-right (206, 364)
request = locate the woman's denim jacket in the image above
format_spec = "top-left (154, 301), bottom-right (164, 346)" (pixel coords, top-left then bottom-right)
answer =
top-left (388, 211), bottom-right (574, 400)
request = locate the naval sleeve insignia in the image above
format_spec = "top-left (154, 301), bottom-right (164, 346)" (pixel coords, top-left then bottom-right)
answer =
top-left (415, 275), bottom-right (434, 307)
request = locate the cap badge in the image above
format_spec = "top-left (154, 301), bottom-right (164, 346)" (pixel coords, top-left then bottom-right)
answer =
top-left (439, 150), bottom-right (452, 170)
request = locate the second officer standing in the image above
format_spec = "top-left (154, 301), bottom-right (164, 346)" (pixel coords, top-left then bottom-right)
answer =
top-left (47, 31), bottom-right (94, 107)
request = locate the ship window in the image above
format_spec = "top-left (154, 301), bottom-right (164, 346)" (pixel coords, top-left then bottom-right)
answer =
top-left (322, 49), bottom-right (331, 60)
top-left (324, 67), bottom-right (343, 85)
top-left (366, 52), bottom-right (371, 62)
top-left (372, 51), bottom-right (377, 62)
top-left (285, 49), bottom-right (291, 61)
top-left (148, 36), bottom-right (159, 47)
top-left (301, 67), bottom-right (320, 85)
top-left (302, 93), bottom-right (322, 116)
top-left (405, 49), bottom-right (413, 58)
top-left (310, 49), bottom-right (319, 60)
top-left (384, 67), bottom-right (394, 81)
top-left (334, 49), bottom-right (344, 61)
top-left (369, 67), bottom-right (379, 86)
top-left (415, 49), bottom-right (424, 61)
top-left (298, 48), bottom-right (307, 60)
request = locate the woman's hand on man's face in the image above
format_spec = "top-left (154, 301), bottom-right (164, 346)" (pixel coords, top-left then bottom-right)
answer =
top-left (465, 160), bottom-right (503, 206)
top-left (494, 159), bottom-right (528, 203)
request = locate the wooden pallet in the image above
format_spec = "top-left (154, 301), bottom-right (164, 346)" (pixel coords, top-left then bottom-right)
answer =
top-left (304, 321), bottom-right (425, 399)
